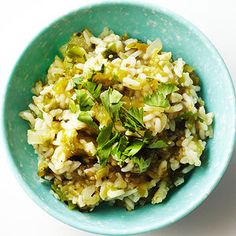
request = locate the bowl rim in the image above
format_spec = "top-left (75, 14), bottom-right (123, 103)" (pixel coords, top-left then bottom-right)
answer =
top-left (2, 0), bottom-right (236, 235)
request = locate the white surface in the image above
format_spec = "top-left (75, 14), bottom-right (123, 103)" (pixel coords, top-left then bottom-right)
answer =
top-left (0, 0), bottom-right (235, 235)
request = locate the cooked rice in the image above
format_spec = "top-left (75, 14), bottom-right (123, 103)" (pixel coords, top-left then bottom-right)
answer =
top-left (20, 28), bottom-right (213, 211)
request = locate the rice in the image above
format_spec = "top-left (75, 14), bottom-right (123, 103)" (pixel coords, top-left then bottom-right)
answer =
top-left (20, 28), bottom-right (213, 212)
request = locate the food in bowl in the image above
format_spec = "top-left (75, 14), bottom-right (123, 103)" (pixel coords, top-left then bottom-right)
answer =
top-left (20, 28), bottom-right (213, 212)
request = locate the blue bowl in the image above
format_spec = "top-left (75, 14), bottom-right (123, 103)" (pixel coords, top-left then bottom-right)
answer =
top-left (2, 1), bottom-right (236, 235)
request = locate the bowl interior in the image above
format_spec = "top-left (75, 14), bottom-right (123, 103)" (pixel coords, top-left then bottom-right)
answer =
top-left (3, 2), bottom-right (236, 235)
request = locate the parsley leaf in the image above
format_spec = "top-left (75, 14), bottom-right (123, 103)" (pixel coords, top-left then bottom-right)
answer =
top-left (123, 140), bottom-right (144, 156)
top-left (96, 123), bottom-right (113, 146)
top-left (100, 89), bottom-right (110, 111)
top-left (73, 76), bottom-right (84, 88)
top-left (100, 88), bottom-right (123, 120)
top-left (96, 125), bottom-right (119, 165)
top-left (109, 89), bottom-right (123, 103)
top-left (144, 83), bottom-right (179, 108)
top-left (148, 140), bottom-right (168, 149)
top-left (77, 111), bottom-right (99, 132)
top-left (68, 201), bottom-right (77, 210)
top-left (120, 107), bottom-right (145, 132)
top-left (144, 92), bottom-right (169, 108)
top-left (110, 136), bottom-right (152, 173)
top-left (84, 81), bottom-right (102, 99)
top-left (111, 136), bottom-right (129, 161)
top-left (132, 156), bottom-right (151, 173)
top-left (96, 146), bottom-right (112, 166)
top-left (73, 77), bottom-right (102, 100)
top-left (157, 83), bottom-right (179, 96)
top-left (76, 89), bottom-right (94, 111)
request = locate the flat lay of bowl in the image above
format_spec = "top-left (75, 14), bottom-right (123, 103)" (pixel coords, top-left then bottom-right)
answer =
top-left (2, 1), bottom-right (236, 235)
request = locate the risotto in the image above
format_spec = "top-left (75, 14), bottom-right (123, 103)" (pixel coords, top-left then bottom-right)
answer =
top-left (20, 28), bottom-right (213, 211)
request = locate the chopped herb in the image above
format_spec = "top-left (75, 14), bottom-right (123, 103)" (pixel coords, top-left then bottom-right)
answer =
top-left (77, 111), bottom-right (99, 132)
top-left (121, 32), bottom-right (128, 40)
top-left (132, 156), bottom-right (151, 173)
top-left (67, 46), bottom-right (87, 58)
top-left (197, 98), bottom-right (204, 106)
top-left (73, 76), bottom-right (84, 88)
top-left (144, 83), bottom-right (179, 108)
top-left (68, 200), bottom-right (77, 210)
top-left (76, 89), bottom-right (94, 111)
top-left (111, 136), bottom-right (129, 161)
top-left (96, 146), bottom-right (113, 166)
top-left (120, 107), bottom-right (145, 132)
top-left (144, 92), bottom-right (169, 108)
top-left (109, 89), bottom-right (123, 103)
top-left (96, 123), bottom-right (113, 146)
top-left (148, 140), bottom-right (168, 149)
top-left (123, 140), bottom-right (144, 156)
top-left (100, 88), bottom-right (123, 120)
top-left (51, 184), bottom-right (66, 201)
top-left (96, 124), bottom-right (119, 165)
top-left (84, 81), bottom-right (102, 99)
top-left (157, 83), bottom-right (179, 97)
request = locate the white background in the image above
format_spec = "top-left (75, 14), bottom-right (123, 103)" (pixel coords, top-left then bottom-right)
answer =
top-left (0, 0), bottom-right (235, 235)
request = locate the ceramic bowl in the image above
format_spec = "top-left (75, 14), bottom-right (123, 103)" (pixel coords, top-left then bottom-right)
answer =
top-left (2, 1), bottom-right (236, 235)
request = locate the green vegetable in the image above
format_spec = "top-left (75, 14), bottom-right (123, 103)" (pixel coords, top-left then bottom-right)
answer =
top-left (132, 156), bottom-right (151, 173)
top-left (144, 83), bottom-right (178, 108)
top-left (73, 77), bottom-right (102, 99)
top-left (111, 136), bottom-right (129, 161)
top-left (109, 89), bottom-right (123, 103)
top-left (148, 140), bottom-right (168, 149)
top-left (76, 89), bottom-right (94, 111)
top-left (96, 124), bottom-right (119, 165)
top-left (197, 97), bottom-right (205, 106)
top-left (96, 123), bottom-right (113, 146)
top-left (123, 140), bottom-right (144, 156)
top-left (84, 81), bottom-right (102, 99)
top-left (77, 111), bottom-right (99, 132)
top-left (73, 76), bottom-right (84, 88)
top-left (96, 146), bottom-right (112, 166)
top-left (111, 137), bottom-right (149, 173)
top-left (100, 88), bottom-right (123, 120)
top-left (144, 92), bottom-right (170, 108)
top-left (67, 45), bottom-right (87, 58)
top-left (68, 201), bottom-right (77, 210)
top-left (157, 83), bottom-right (179, 97)
top-left (120, 107), bottom-right (145, 132)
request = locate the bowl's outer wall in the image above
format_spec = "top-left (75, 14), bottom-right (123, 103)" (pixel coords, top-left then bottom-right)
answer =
top-left (4, 2), bottom-right (236, 235)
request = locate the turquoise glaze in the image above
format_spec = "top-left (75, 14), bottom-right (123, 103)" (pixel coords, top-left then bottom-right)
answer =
top-left (2, 1), bottom-right (236, 235)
